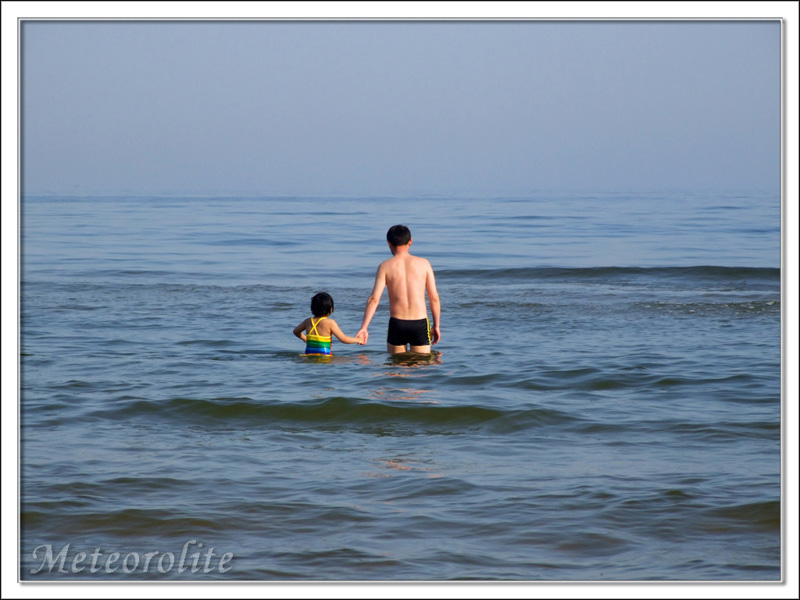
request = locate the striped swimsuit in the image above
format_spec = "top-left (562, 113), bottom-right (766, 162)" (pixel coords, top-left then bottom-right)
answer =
top-left (305, 317), bottom-right (332, 355)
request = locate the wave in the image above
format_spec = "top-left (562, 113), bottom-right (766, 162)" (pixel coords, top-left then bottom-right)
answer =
top-left (700, 500), bottom-right (780, 532)
top-left (438, 265), bottom-right (780, 282)
top-left (22, 280), bottom-right (299, 295)
top-left (24, 265), bottom-right (780, 294)
top-left (21, 508), bottom-right (229, 537)
top-left (83, 396), bottom-right (579, 433)
top-left (630, 299), bottom-right (780, 316)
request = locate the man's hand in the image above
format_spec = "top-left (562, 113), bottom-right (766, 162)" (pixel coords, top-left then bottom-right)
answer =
top-left (431, 325), bottom-right (441, 345)
top-left (356, 328), bottom-right (369, 345)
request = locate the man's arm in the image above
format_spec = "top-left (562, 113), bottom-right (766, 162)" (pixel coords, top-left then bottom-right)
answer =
top-left (426, 262), bottom-right (441, 345)
top-left (356, 264), bottom-right (386, 344)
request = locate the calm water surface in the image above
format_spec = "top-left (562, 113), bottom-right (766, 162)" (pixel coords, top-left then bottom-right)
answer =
top-left (20, 194), bottom-right (781, 580)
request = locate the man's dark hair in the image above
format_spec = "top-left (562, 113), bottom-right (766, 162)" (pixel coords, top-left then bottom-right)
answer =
top-left (386, 224), bottom-right (412, 247)
top-left (311, 292), bottom-right (334, 317)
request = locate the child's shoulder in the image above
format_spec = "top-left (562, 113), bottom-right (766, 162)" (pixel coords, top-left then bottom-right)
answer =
top-left (309, 316), bottom-right (336, 327)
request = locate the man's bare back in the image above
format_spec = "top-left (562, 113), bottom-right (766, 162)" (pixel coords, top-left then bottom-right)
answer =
top-left (381, 253), bottom-right (431, 320)
top-left (356, 226), bottom-right (441, 353)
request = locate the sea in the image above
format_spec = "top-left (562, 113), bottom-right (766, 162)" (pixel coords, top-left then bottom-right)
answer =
top-left (19, 193), bottom-right (782, 581)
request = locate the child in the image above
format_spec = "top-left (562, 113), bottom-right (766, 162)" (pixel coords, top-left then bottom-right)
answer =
top-left (293, 292), bottom-right (362, 355)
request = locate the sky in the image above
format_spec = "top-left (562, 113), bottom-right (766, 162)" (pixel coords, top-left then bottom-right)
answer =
top-left (21, 20), bottom-right (780, 197)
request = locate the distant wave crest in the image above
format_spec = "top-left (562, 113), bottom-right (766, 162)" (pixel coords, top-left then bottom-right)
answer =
top-left (438, 265), bottom-right (779, 282)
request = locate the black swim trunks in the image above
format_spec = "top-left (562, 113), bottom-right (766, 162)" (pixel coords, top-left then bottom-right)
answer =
top-left (387, 317), bottom-right (431, 347)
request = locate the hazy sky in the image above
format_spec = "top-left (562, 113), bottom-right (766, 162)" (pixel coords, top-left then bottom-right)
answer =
top-left (21, 20), bottom-right (780, 197)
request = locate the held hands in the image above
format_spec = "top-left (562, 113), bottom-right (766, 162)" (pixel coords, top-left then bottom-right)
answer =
top-left (355, 328), bottom-right (369, 345)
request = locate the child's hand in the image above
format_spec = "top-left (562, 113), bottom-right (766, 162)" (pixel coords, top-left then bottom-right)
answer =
top-left (356, 329), bottom-right (368, 345)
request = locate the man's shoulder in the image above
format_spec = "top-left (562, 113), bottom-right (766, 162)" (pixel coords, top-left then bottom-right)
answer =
top-left (411, 254), bottom-right (432, 268)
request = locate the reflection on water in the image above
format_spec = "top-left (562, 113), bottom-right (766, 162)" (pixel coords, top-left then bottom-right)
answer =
top-left (385, 351), bottom-right (443, 368)
top-left (366, 455), bottom-right (443, 479)
top-left (370, 352), bottom-right (443, 403)
top-left (370, 386), bottom-right (436, 403)
top-left (298, 353), bottom-right (372, 365)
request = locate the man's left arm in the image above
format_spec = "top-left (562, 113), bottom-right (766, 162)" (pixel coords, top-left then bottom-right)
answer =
top-left (426, 262), bottom-right (441, 345)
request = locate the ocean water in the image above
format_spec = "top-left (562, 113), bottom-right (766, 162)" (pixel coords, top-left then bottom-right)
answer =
top-left (20, 193), bottom-right (781, 580)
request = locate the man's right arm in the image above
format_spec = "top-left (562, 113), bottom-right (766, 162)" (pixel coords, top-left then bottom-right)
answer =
top-left (356, 264), bottom-right (386, 344)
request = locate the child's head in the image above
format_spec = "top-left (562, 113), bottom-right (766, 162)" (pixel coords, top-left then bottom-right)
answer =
top-left (386, 224), bottom-right (412, 247)
top-left (311, 292), bottom-right (334, 317)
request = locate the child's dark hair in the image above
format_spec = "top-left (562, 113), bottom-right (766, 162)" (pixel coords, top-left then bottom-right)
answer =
top-left (386, 224), bottom-right (412, 246)
top-left (310, 292), bottom-right (334, 317)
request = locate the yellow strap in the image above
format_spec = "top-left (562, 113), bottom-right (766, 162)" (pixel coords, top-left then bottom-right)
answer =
top-left (309, 316), bottom-right (327, 336)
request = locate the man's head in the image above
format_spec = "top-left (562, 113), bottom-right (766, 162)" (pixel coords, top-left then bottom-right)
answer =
top-left (386, 225), bottom-right (412, 248)
top-left (311, 292), bottom-right (334, 317)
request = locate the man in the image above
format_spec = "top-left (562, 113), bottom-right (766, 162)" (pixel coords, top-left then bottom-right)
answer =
top-left (356, 225), bottom-right (441, 354)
